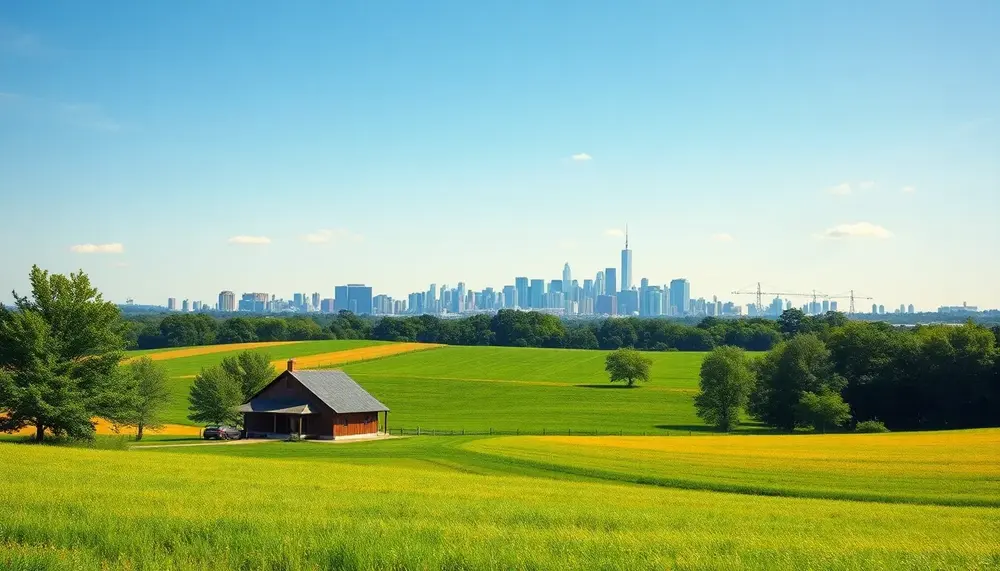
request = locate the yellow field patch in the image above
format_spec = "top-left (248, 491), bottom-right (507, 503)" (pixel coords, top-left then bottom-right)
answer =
top-left (275, 343), bottom-right (442, 370)
top-left (127, 341), bottom-right (303, 363)
top-left (9, 418), bottom-right (201, 437)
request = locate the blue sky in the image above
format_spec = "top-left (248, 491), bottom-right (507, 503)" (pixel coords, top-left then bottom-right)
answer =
top-left (1, 1), bottom-right (998, 310)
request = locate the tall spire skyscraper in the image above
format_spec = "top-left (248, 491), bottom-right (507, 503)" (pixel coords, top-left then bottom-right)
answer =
top-left (563, 263), bottom-right (572, 302)
top-left (621, 224), bottom-right (633, 292)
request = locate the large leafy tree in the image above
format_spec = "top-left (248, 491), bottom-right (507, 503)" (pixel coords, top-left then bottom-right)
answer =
top-left (605, 348), bottom-right (652, 387)
top-left (188, 366), bottom-right (242, 426)
top-left (220, 351), bottom-right (276, 401)
top-left (0, 266), bottom-right (126, 441)
top-left (694, 346), bottom-right (755, 432)
top-left (749, 334), bottom-right (845, 431)
top-left (106, 357), bottom-right (171, 440)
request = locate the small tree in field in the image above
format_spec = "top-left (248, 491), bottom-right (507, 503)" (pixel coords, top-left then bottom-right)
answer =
top-left (188, 366), bottom-right (242, 426)
top-left (694, 346), bottom-right (755, 432)
top-left (798, 388), bottom-right (851, 433)
top-left (220, 351), bottom-right (276, 401)
top-left (605, 348), bottom-right (652, 387)
top-left (107, 357), bottom-right (171, 440)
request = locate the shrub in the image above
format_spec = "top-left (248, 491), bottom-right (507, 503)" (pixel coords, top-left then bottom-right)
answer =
top-left (855, 420), bottom-right (890, 433)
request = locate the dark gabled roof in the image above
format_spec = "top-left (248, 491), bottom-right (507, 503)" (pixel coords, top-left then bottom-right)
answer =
top-left (238, 400), bottom-right (313, 415)
top-left (242, 369), bottom-right (389, 414)
top-left (290, 370), bottom-right (388, 413)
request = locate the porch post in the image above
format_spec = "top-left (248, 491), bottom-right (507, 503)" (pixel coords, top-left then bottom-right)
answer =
top-left (273, 414), bottom-right (277, 434)
top-left (298, 416), bottom-right (302, 438)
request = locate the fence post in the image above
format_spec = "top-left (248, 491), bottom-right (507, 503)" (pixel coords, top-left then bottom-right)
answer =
top-left (568, 428), bottom-right (571, 436)
top-left (542, 428), bottom-right (545, 435)
top-left (490, 427), bottom-right (493, 435)
top-left (417, 426), bottom-right (420, 436)
top-left (462, 428), bottom-right (465, 436)
top-left (620, 429), bottom-right (623, 436)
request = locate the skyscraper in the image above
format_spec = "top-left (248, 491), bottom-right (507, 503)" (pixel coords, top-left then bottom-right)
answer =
top-left (562, 263), bottom-right (572, 300)
top-left (908, 304), bottom-right (915, 314)
top-left (529, 279), bottom-right (545, 309)
top-left (336, 284), bottom-right (373, 314)
top-left (167, 297), bottom-right (177, 311)
top-left (621, 226), bottom-right (633, 292)
top-left (502, 285), bottom-right (517, 309)
top-left (181, 299), bottom-right (190, 312)
top-left (311, 292), bottom-right (320, 310)
top-left (669, 279), bottom-right (690, 316)
top-left (595, 271), bottom-right (605, 296)
top-left (605, 268), bottom-right (618, 296)
top-left (218, 291), bottom-right (236, 312)
top-left (515, 277), bottom-right (529, 310)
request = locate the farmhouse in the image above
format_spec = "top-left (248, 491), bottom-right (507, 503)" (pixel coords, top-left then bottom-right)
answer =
top-left (240, 360), bottom-right (389, 440)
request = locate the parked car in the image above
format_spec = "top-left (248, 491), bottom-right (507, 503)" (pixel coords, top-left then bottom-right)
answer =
top-left (202, 425), bottom-right (242, 440)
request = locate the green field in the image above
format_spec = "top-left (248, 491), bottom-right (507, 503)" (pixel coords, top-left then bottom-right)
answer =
top-left (339, 346), bottom-right (724, 434)
top-left (2, 431), bottom-right (999, 570)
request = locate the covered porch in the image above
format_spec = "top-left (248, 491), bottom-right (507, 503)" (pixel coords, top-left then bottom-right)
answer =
top-left (239, 400), bottom-right (327, 439)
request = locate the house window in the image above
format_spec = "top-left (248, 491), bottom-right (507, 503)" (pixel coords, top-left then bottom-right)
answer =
top-left (343, 416), bottom-right (348, 426)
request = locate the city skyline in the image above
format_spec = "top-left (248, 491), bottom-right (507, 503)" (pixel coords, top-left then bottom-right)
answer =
top-left (1, 3), bottom-right (997, 309)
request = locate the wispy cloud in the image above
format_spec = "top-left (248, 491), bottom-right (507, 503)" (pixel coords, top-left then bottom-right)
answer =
top-left (70, 243), bottom-right (124, 254)
top-left (0, 93), bottom-right (124, 132)
top-left (826, 183), bottom-right (853, 196)
top-left (571, 152), bottom-right (592, 162)
top-left (901, 185), bottom-right (916, 194)
top-left (604, 228), bottom-right (625, 238)
top-left (57, 102), bottom-right (122, 132)
top-left (228, 235), bottom-right (271, 245)
top-left (0, 23), bottom-right (44, 57)
top-left (822, 222), bottom-right (893, 240)
top-left (710, 233), bottom-right (734, 243)
top-left (299, 228), bottom-right (364, 245)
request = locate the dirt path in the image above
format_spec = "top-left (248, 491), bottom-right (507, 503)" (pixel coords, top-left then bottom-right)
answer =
top-left (272, 343), bottom-right (442, 370)
top-left (127, 341), bottom-right (302, 363)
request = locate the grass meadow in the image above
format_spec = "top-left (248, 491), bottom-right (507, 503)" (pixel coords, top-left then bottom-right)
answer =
top-left (3, 434), bottom-right (999, 570)
top-left (339, 346), bottom-right (724, 434)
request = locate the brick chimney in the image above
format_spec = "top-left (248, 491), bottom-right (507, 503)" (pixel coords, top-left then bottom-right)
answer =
top-left (286, 359), bottom-right (295, 372)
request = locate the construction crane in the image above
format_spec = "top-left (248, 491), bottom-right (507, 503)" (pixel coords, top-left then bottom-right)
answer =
top-left (824, 291), bottom-right (874, 316)
top-left (731, 283), bottom-right (872, 316)
top-left (731, 283), bottom-right (825, 316)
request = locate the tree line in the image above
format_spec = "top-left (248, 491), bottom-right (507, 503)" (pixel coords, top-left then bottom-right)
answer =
top-left (694, 320), bottom-right (1000, 433)
top-left (126, 309), bottom-right (787, 352)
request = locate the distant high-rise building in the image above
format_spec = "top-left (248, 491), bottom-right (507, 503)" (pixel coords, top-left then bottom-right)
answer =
top-left (515, 277), bottom-right (529, 310)
top-left (502, 285), bottom-right (517, 309)
top-left (320, 298), bottom-right (335, 313)
top-left (562, 263), bottom-right (572, 299)
top-left (293, 293), bottom-right (304, 309)
top-left (428, 284), bottom-right (438, 313)
top-left (181, 299), bottom-right (190, 312)
top-left (605, 268), bottom-right (618, 296)
top-left (595, 295), bottom-right (617, 316)
top-left (641, 286), bottom-right (662, 317)
top-left (529, 279), bottom-right (545, 309)
top-left (908, 304), bottom-right (915, 314)
top-left (238, 293), bottom-right (268, 312)
top-left (335, 284), bottom-right (373, 314)
top-left (618, 290), bottom-right (639, 316)
top-left (669, 279), bottom-right (690, 316)
top-left (311, 292), bottom-right (320, 310)
top-left (872, 303), bottom-right (878, 315)
top-left (621, 227), bottom-right (633, 292)
top-left (595, 271), bottom-right (605, 297)
top-left (192, 301), bottom-right (202, 312)
top-left (900, 304), bottom-right (906, 314)
top-left (822, 300), bottom-right (830, 313)
top-left (878, 304), bottom-right (885, 315)
top-left (167, 297), bottom-right (178, 311)
top-left (830, 301), bottom-right (839, 312)
top-left (218, 291), bottom-right (236, 312)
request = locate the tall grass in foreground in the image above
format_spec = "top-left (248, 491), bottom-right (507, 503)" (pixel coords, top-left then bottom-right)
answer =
top-left (2, 443), bottom-right (999, 570)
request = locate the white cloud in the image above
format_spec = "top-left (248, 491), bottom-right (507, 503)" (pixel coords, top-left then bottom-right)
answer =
top-left (822, 222), bottom-right (893, 240)
top-left (70, 243), bottom-right (124, 254)
top-left (604, 228), bottom-right (625, 238)
top-left (710, 233), bottom-right (734, 242)
top-left (299, 228), bottom-right (363, 245)
top-left (227, 235), bottom-right (271, 245)
top-left (826, 183), bottom-right (853, 196)
top-left (571, 153), bottom-right (592, 162)
top-left (859, 181), bottom-right (877, 190)
top-left (901, 185), bottom-right (916, 194)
